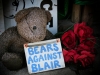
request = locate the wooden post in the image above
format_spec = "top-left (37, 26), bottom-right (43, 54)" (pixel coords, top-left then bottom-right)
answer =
top-left (71, 4), bottom-right (81, 23)
top-left (82, 5), bottom-right (93, 26)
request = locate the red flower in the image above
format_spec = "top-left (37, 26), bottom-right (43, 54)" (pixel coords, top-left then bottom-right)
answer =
top-left (62, 48), bottom-right (69, 56)
top-left (81, 36), bottom-right (96, 48)
top-left (61, 30), bottom-right (76, 49)
top-left (77, 51), bottom-right (95, 67)
top-left (60, 22), bottom-right (96, 67)
top-left (62, 49), bottom-right (95, 67)
top-left (63, 49), bottom-right (77, 63)
top-left (73, 54), bottom-right (80, 63)
top-left (77, 43), bottom-right (91, 53)
top-left (74, 22), bottom-right (93, 39)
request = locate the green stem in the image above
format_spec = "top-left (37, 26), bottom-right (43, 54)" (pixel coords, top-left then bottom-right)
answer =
top-left (64, 24), bottom-right (74, 32)
top-left (87, 38), bottom-right (100, 47)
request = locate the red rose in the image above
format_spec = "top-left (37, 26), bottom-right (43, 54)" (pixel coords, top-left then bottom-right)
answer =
top-left (77, 43), bottom-right (91, 53)
top-left (62, 49), bottom-right (77, 63)
top-left (74, 22), bottom-right (93, 39)
top-left (62, 48), bottom-right (69, 56)
top-left (81, 36), bottom-right (96, 48)
top-left (61, 21), bottom-right (96, 67)
top-left (77, 51), bottom-right (95, 67)
top-left (61, 30), bottom-right (76, 49)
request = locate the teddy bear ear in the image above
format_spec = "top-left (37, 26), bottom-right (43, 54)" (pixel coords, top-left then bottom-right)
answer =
top-left (45, 11), bottom-right (52, 22)
top-left (15, 8), bottom-right (31, 23)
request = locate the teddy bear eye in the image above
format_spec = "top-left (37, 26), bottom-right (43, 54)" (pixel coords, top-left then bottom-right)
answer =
top-left (33, 26), bottom-right (37, 30)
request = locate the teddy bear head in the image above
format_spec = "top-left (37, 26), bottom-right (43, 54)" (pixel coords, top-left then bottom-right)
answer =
top-left (15, 7), bottom-right (51, 42)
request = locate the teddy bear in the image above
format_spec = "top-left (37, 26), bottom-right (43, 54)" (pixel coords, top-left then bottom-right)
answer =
top-left (0, 7), bottom-right (55, 71)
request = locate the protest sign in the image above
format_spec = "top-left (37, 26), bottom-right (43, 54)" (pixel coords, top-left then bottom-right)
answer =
top-left (24, 38), bottom-right (65, 74)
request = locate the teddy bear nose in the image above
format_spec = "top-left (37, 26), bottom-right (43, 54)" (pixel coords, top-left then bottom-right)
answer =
top-left (33, 26), bottom-right (37, 30)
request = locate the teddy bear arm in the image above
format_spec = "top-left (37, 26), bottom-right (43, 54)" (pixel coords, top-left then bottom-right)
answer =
top-left (0, 26), bottom-right (18, 60)
top-left (0, 34), bottom-right (12, 60)
top-left (0, 26), bottom-right (26, 70)
top-left (2, 52), bottom-right (24, 70)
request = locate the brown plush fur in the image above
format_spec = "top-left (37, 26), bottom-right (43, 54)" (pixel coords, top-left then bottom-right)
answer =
top-left (16, 7), bottom-right (51, 42)
top-left (0, 7), bottom-right (54, 70)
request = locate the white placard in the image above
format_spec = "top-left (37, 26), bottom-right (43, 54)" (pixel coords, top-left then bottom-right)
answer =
top-left (24, 38), bottom-right (65, 74)
top-left (3, 0), bottom-right (57, 35)
top-left (0, 0), bottom-right (5, 35)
